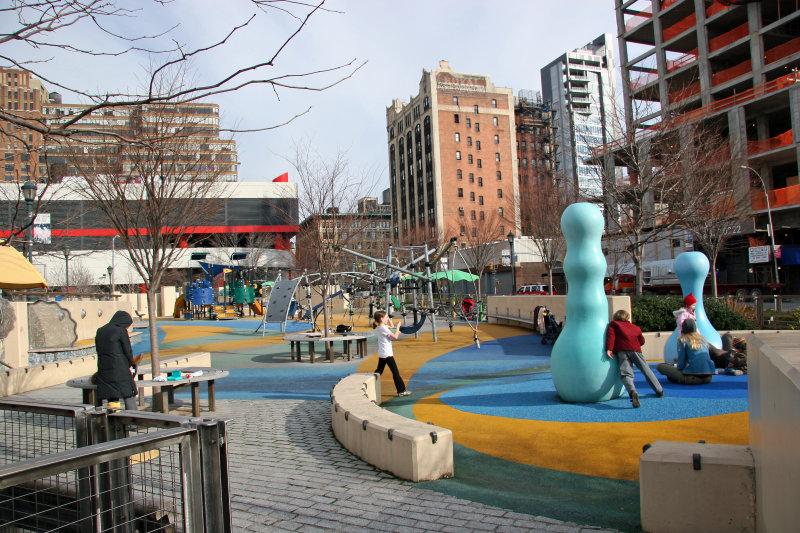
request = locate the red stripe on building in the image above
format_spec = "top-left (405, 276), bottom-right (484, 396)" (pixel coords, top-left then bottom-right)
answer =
top-left (0, 225), bottom-right (299, 238)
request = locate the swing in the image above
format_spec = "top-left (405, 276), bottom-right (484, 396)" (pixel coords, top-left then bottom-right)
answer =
top-left (399, 312), bottom-right (427, 334)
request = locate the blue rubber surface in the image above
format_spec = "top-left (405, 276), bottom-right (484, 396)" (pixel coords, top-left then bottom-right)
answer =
top-left (438, 369), bottom-right (748, 422)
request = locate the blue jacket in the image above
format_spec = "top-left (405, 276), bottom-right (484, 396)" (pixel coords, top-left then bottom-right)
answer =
top-left (677, 339), bottom-right (715, 375)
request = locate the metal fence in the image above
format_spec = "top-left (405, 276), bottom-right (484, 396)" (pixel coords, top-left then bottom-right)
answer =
top-left (0, 399), bottom-right (230, 532)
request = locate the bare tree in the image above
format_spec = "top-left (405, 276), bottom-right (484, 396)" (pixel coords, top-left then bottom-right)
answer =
top-left (1, 1), bottom-right (364, 141)
top-left (679, 129), bottom-right (750, 296)
top-left (518, 173), bottom-right (569, 291)
top-left (287, 141), bottom-right (373, 342)
top-left (64, 91), bottom-right (231, 381)
top-left (448, 211), bottom-right (509, 300)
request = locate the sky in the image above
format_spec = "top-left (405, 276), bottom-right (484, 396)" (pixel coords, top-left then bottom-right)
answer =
top-left (3, 0), bottom-right (619, 196)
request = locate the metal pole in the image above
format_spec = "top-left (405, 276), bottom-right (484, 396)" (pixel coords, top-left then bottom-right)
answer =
top-left (384, 247), bottom-right (393, 315)
top-left (25, 203), bottom-right (34, 263)
top-left (64, 251), bottom-right (70, 294)
top-left (510, 240), bottom-right (516, 294)
top-left (424, 242), bottom-right (438, 342)
top-left (741, 166), bottom-right (780, 286)
top-left (111, 235), bottom-right (118, 296)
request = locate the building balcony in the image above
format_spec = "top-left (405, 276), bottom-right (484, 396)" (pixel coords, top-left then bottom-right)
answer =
top-left (666, 49), bottom-right (697, 73)
top-left (765, 37), bottom-right (800, 66)
top-left (747, 130), bottom-right (794, 157)
top-left (711, 59), bottom-right (752, 86)
top-left (706, 0), bottom-right (732, 19)
top-left (751, 183), bottom-right (800, 211)
top-left (709, 23), bottom-right (749, 54)
top-left (662, 13), bottom-right (696, 42)
top-left (668, 81), bottom-right (700, 103)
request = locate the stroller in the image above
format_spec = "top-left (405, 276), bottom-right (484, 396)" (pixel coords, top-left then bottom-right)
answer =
top-left (540, 309), bottom-right (562, 344)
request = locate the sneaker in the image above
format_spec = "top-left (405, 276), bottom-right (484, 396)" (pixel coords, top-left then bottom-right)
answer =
top-left (630, 391), bottom-right (640, 408)
top-left (398, 390), bottom-right (412, 396)
top-left (656, 390), bottom-right (664, 398)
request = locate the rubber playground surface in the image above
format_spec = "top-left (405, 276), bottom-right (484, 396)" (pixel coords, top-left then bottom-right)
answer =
top-left (132, 315), bottom-right (749, 532)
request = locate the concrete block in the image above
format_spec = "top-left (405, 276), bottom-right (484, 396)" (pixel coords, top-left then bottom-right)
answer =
top-left (640, 441), bottom-right (755, 533)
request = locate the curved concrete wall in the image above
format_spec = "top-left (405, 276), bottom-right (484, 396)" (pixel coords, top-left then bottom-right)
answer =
top-left (330, 373), bottom-right (453, 482)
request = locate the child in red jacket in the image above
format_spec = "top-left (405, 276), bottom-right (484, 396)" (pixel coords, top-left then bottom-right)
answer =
top-left (606, 309), bottom-right (664, 408)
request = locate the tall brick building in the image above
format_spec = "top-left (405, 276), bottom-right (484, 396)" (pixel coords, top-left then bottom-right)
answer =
top-left (386, 61), bottom-right (520, 246)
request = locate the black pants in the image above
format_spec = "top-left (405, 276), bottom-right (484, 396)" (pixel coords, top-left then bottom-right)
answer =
top-left (375, 356), bottom-right (406, 394)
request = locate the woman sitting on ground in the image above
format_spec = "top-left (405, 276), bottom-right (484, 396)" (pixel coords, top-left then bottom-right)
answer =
top-left (657, 318), bottom-right (716, 385)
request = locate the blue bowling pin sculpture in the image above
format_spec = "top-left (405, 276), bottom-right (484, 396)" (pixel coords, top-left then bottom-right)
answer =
top-left (551, 203), bottom-right (623, 403)
top-left (663, 252), bottom-right (722, 363)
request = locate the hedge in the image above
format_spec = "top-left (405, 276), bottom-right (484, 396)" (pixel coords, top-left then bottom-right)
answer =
top-left (630, 295), bottom-right (754, 333)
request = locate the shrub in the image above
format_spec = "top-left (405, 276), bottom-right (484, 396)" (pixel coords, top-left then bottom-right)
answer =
top-left (631, 295), bottom-right (754, 332)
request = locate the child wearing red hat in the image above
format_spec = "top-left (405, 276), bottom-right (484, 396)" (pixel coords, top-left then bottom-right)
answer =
top-left (674, 292), bottom-right (697, 333)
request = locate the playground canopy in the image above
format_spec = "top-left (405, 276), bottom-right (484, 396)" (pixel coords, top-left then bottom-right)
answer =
top-left (429, 270), bottom-right (479, 283)
top-left (0, 246), bottom-right (48, 289)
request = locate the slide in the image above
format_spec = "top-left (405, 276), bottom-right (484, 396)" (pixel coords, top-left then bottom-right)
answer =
top-left (250, 301), bottom-right (264, 315)
top-left (173, 295), bottom-right (185, 318)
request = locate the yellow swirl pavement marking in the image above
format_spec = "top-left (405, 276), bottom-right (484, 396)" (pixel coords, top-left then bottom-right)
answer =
top-left (413, 392), bottom-right (749, 481)
top-left (159, 325), bottom-right (233, 344)
top-left (357, 324), bottom-right (526, 402)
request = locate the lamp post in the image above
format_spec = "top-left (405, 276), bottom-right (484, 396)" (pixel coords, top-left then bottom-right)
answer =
top-left (20, 180), bottom-right (37, 263)
top-left (107, 265), bottom-right (113, 295)
top-left (63, 248), bottom-right (71, 294)
top-left (740, 166), bottom-right (780, 286)
top-left (111, 234), bottom-right (118, 296)
top-left (507, 231), bottom-right (516, 295)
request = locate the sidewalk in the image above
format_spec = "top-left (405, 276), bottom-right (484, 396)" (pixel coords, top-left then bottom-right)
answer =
top-left (18, 384), bottom-right (615, 532)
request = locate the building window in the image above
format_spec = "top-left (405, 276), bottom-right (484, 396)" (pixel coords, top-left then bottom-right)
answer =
top-left (472, 227), bottom-right (477, 237)
top-left (468, 154), bottom-right (473, 164)
top-left (459, 207), bottom-right (465, 216)
top-left (499, 225), bottom-right (505, 235)
top-left (478, 177), bottom-right (483, 187)
top-left (494, 135), bottom-right (500, 144)
top-left (466, 118), bottom-right (471, 128)
top-left (470, 192), bottom-right (475, 201)
top-left (469, 173), bottom-right (475, 183)
top-left (477, 159), bottom-right (482, 168)
top-left (453, 96), bottom-right (459, 105)
top-left (473, 105), bottom-right (479, 113)
top-left (454, 114), bottom-right (459, 123)
top-left (458, 188), bottom-right (464, 197)
top-left (457, 169), bottom-right (463, 180)
top-left (493, 117), bottom-right (499, 126)
top-left (476, 140), bottom-right (481, 150)
top-left (471, 210), bottom-right (476, 220)
top-left (498, 207), bottom-right (504, 217)
top-left (467, 136), bottom-right (472, 147)
top-left (479, 195), bottom-right (484, 205)
top-left (460, 225), bottom-right (465, 236)
top-left (480, 211), bottom-right (485, 220)
top-left (496, 171), bottom-right (502, 180)
top-left (455, 132), bottom-right (460, 142)
top-left (492, 99), bottom-right (497, 108)
top-left (497, 188), bottom-right (503, 198)
top-left (456, 151), bottom-right (461, 160)
top-left (475, 122), bottom-right (480, 132)
top-left (495, 153), bottom-right (500, 162)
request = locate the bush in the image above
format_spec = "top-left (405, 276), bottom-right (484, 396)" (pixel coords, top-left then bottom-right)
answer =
top-left (631, 295), bottom-right (754, 332)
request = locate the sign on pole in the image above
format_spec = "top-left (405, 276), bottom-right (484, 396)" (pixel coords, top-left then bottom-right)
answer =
top-left (748, 245), bottom-right (770, 264)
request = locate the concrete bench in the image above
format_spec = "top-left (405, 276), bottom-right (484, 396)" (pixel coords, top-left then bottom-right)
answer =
top-left (330, 373), bottom-right (453, 482)
top-left (640, 440), bottom-right (755, 533)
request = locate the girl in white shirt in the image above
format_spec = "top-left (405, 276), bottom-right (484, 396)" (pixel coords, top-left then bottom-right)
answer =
top-left (372, 310), bottom-right (411, 396)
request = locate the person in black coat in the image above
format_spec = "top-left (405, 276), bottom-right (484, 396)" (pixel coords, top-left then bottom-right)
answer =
top-left (95, 310), bottom-right (138, 409)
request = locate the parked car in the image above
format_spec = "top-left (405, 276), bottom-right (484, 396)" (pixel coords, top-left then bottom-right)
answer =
top-left (516, 284), bottom-right (558, 295)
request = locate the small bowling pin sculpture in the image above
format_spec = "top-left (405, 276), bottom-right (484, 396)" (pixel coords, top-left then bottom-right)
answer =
top-left (663, 252), bottom-right (722, 363)
top-left (551, 203), bottom-right (623, 403)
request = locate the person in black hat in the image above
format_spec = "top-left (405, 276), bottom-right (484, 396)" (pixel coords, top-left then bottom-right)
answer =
top-left (657, 318), bottom-right (715, 385)
top-left (95, 310), bottom-right (138, 409)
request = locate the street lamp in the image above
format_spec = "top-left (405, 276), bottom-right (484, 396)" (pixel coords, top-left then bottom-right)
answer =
top-left (507, 231), bottom-right (516, 295)
top-left (111, 234), bottom-right (118, 296)
top-left (107, 265), bottom-right (113, 295)
top-left (20, 180), bottom-right (37, 263)
top-left (63, 248), bottom-right (71, 294)
top-left (740, 166), bottom-right (780, 286)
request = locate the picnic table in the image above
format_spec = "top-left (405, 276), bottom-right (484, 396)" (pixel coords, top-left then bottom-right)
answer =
top-left (67, 366), bottom-right (229, 417)
top-left (283, 333), bottom-right (368, 363)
